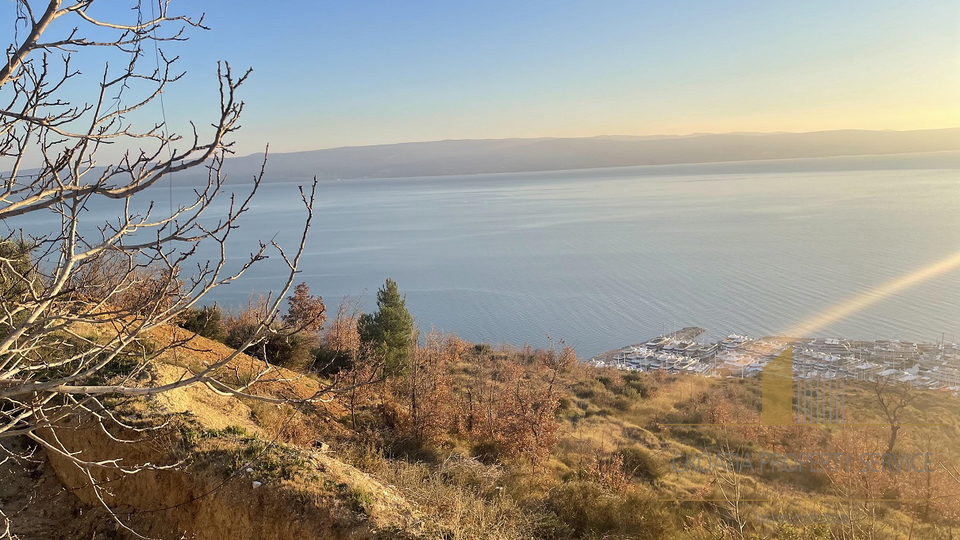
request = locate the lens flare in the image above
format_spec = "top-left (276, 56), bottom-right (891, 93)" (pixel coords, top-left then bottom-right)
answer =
top-left (784, 251), bottom-right (960, 337)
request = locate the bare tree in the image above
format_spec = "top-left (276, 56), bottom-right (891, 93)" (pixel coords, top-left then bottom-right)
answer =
top-left (322, 298), bottom-right (363, 364)
top-left (0, 1), bottom-right (324, 536)
top-left (873, 375), bottom-right (918, 455)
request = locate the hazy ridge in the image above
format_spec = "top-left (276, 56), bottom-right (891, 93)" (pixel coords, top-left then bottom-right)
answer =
top-left (197, 128), bottom-right (960, 182)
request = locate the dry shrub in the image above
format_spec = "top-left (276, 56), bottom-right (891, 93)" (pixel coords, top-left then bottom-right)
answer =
top-left (437, 454), bottom-right (505, 493)
top-left (224, 295), bottom-right (318, 370)
top-left (401, 331), bottom-right (462, 443)
top-left (455, 343), bottom-right (574, 463)
top-left (70, 251), bottom-right (182, 316)
top-left (284, 282), bottom-right (326, 332)
top-left (546, 480), bottom-right (673, 539)
top-left (587, 450), bottom-right (629, 493)
top-left (338, 444), bottom-right (542, 540)
top-left (246, 401), bottom-right (322, 447)
top-left (345, 330), bottom-right (466, 455)
top-left (319, 298), bottom-right (363, 373)
top-left (339, 337), bottom-right (572, 463)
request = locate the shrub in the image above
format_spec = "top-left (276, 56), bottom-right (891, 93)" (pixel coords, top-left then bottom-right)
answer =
top-left (283, 282), bottom-right (326, 332)
top-left (618, 445), bottom-right (664, 483)
top-left (179, 304), bottom-right (227, 342)
top-left (224, 294), bottom-right (321, 370)
top-left (226, 321), bottom-right (317, 370)
top-left (622, 372), bottom-right (651, 398)
top-left (317, 300), bottom-right (362, 374)
top-left (0, 238), bottom-right (36, 309)
top-left (261, 332), bottom-right (317, 371)
top-left (546, 481), bottom-right (673, 539)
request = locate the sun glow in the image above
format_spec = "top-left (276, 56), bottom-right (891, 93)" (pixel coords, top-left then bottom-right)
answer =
top-left (784, 251), bottom-right (960, 337)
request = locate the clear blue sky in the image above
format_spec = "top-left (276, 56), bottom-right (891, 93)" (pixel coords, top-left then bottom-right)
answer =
top-left (32, 0), bottom-right (960, 157)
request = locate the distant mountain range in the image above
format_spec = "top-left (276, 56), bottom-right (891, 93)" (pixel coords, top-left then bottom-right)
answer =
top-left (183, 128), bottom-right (960, 182)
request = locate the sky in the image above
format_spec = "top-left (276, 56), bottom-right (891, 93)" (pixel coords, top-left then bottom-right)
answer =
top-left (13, 0), bottom-right (960, 158)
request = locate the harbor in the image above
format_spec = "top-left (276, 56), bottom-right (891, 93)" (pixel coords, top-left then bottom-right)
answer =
top-left (589, 329), bottom-right (960, 392)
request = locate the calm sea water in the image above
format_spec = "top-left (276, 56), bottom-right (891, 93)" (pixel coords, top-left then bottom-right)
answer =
top-left (189, 153), bottom-right (959, 358)
top-left (10, 154), bottom-right (960, 357)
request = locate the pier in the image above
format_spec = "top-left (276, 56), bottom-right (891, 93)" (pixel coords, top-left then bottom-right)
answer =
top-left (589, 326), bottom-right (704, 364)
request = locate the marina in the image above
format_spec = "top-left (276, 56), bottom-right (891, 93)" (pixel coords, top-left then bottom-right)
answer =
top-left (589, 329), bottom-right (960, 393)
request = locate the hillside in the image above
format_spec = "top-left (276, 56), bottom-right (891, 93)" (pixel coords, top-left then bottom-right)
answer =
top-left (2, 326), bottom-right (424, 540)
top-left (5, 323), bottom-right (960, 539)
top-left (180, 128), bottom-right (960, 182)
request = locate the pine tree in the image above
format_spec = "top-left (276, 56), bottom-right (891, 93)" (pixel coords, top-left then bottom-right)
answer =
top-left (358, 279), bottom-right (416, 374)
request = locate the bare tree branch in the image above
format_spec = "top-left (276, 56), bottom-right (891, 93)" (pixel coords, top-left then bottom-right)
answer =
top-left (0, 1), bottom-right (328, 535)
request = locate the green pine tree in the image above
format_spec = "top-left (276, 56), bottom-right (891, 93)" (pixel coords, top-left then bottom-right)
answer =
top-left (358, 278), bottom-right (416, 374)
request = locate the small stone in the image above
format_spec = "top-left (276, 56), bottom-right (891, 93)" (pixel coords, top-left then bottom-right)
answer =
top-left (245, 468), bottom-right (254, 473)
top-left (252, 481), bottom-right (262, 488)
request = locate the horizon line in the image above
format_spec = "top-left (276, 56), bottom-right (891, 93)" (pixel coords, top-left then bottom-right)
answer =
top-left (237, 125), bottom-right (960, 159)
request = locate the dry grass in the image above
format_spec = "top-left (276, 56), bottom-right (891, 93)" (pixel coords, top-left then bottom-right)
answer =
top-left (52, 320), bottom-right (960, 539)
top-left (337, 445), bottom-right (546, 540)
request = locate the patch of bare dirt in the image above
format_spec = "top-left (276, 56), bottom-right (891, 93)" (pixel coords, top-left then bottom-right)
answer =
top-left (1, 439), bottom-right (127, 540)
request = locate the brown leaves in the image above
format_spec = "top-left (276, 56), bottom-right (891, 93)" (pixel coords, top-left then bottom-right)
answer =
top-left (339, 334), bottom-right (570, 463)
top-left (283, 282), bottom-right (326, 334)
top-left (322, 300), bottom-right (361, 362)
top-left (587, 450), bottom-right (629, 494)
top-left (457, 344), bottom-right (569, 462)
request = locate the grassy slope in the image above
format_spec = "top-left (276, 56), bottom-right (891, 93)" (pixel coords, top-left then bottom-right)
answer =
top-left (28, 325), bottom-right (960, 540)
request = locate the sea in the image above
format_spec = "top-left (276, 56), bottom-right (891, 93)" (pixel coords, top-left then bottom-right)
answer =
top-left (9, 152), bottom-right (960, 358)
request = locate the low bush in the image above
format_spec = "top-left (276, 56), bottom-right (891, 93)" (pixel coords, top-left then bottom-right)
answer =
top-left (179, 305), bottom-right (227, 342)
top-left (618, 444), bottom-right (664, 483)
top-left (546, 480), bottom-right (674, 539)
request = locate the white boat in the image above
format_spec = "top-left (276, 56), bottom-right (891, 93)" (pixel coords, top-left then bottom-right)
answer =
top-left (721, 335), bottom-right (749, 350)
top-left (646, 336), bottom-right (669, 348)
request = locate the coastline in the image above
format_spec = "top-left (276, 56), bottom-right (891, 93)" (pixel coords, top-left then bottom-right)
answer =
top-left (590, 328), bottom-right (960, 393)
